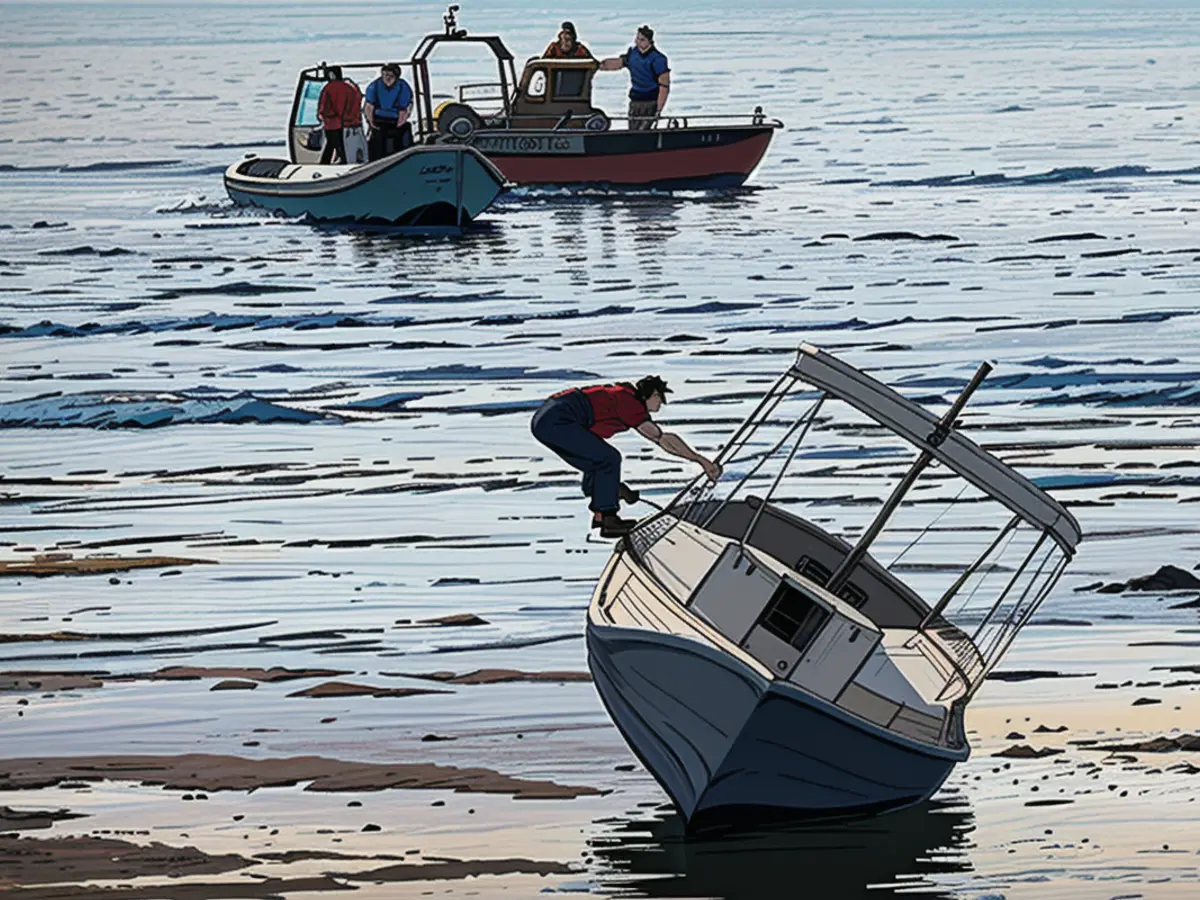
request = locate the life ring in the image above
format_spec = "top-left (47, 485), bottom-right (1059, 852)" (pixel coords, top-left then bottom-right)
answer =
top-left (436, 102), bottom-right (484, 141)
top-left (584, 112), bottom-right (610, 132)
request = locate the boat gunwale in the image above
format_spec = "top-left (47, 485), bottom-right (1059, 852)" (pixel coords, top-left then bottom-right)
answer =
top-left (224, 145), bottom-right (507, 197)
top-left (589, 543), bottom-right (969, 758)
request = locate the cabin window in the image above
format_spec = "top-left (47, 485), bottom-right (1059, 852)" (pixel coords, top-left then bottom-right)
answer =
top-left (526, 70), bottom-right (547, 102)
top-left (794, 555), bottom-right (869, 609)
top-left (294, 79), bottom-right (324, 127)
top-left (552, 68), bottom-right (588, 99)
top-left (758, 583), bottom-right (830, 655)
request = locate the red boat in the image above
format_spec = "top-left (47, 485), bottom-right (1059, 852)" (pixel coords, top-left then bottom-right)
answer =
top-left (286, 6), bottom-right (783, 190)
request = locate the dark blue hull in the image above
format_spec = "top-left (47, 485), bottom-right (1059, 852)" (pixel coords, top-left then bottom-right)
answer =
top-left (587, 623), bottom-right (967, 830)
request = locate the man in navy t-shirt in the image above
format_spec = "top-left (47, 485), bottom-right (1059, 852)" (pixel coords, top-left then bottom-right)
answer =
top-left (364, 63), bottom-right (415, 161)
top-left (600, 25), bottom-right (670, 131)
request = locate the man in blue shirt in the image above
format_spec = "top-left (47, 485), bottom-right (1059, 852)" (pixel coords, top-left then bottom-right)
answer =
top-left (600, 25), bottom-right (670, 131)
top-left (364, 63), bottom-right (415, 161)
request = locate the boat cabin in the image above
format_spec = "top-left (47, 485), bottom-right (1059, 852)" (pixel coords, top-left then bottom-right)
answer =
top-left (507, 58), bottom-right (607, 130)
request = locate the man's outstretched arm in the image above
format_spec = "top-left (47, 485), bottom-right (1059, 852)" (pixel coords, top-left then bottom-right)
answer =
top-left (637, 420), bottom-right (722, 482)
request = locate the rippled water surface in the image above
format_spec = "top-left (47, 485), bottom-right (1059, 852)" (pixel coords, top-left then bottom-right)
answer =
top-left (2, 2), bottom-right (1200, 897)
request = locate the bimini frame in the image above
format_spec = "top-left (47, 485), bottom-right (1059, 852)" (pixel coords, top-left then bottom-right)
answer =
top-left (629, 343), bottom-right (1081, 701)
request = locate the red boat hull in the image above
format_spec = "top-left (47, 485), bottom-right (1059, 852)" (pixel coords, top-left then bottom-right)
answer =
top-left (474, 126), bottom-right (775, 189)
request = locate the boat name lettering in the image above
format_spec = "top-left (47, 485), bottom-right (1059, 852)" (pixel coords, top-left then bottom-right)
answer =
top-left (474, 134), bottom-right (579, 154)
top-left (420, 164), bottom-right (455, 175)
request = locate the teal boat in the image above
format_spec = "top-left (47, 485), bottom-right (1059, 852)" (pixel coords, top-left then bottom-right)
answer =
top-left (223, 144), bottom-right (508, 226)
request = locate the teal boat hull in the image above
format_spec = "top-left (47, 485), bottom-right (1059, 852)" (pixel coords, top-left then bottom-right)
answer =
top-left (224, 145), bottom-right (507, 225)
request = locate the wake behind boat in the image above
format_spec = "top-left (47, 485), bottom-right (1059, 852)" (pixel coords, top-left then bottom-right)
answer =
top-left (587, 344), bottom-right (1081, 830)
top-left (223, 143), bottom-right (507, 225)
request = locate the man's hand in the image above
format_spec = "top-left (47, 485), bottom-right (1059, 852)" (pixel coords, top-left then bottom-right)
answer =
top-left (700, 457), bottom-right (722, 483)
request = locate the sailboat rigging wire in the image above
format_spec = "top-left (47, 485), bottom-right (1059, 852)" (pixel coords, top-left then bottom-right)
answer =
top-left (964, 528), bottom-right (1041, 648)
top-left (978, 535), bottom-right (1056, 665)
top-left (887, 482), bottom-right (970, 572)
top-left (918, 513), bottom-right (1020, 632)
top-left (968, 553), bottom-right (1068, 700)
top-left (642, 372), bottom-right (798, 541)
top-left (703, 393), bottom-right (825, 529)
top-left (952, 520), bottom-right (1019, 620)
top-left (738, 394), bottom-right (826, 553)
top-left (712, 370), bottom-right (796, 468)
top-left (971, 529), bottom-right (1048, 645)
top-left (710, 376), bottom-right (801, 482)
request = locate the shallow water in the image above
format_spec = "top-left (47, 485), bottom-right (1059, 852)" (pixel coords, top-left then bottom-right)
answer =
top-left (2, 2), bottom-right (1199, 897)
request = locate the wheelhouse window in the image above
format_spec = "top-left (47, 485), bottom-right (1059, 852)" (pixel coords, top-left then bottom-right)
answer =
top-left (552, 68), bottom-right (588, 100)
top-left (526, 69), bottom-right (547, 102)
top-left (295, 79), bottom-right (324, 127)
top-left (758, 582), bottom-right (830, 655)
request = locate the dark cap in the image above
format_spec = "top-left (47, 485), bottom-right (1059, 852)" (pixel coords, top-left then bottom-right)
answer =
top-left (635, 375), bottom-right (672, 402)
top-left (560, 20), bottom-right (577, 39)
top-left (381, 62), bottom-right (401, 76)
top-left (637, 24), bottom-right (654, 42)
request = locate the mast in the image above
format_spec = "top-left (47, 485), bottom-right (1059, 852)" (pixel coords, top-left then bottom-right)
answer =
top-left (825, 361), bottom-right (992, 595)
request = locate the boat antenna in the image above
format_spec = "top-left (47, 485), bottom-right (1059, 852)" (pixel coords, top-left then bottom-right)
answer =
top-left (825, 360), bottom-right (992, 595)
top-left (444, 4), bottom-right (466, 37)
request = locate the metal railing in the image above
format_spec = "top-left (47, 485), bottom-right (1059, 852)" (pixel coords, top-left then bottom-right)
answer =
top-left (437, 107), bottom-right (784, 133)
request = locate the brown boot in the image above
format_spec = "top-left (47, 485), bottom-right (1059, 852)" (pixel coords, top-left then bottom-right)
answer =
top-left (598, 512), bottom-right (635, 538)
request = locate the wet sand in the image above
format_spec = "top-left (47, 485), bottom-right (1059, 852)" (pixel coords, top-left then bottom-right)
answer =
top-left (2, 625), bottom-right (1199, 898)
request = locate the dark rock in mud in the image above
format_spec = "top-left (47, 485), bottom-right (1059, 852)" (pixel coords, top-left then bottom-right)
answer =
top-left (986, 669), bottom-right (1093, 682)
top-left (992, 744), bottom-right (1064, 759)
top-left (416, 613), bottom-right (489, 627)
top-left (1079, 734), bottom-right (1200, 753)
top-left (1097, 564), bottom-right (1200, 593)
top-left (853, 231), bottom-right (959, 242)
top-left (287, 681), bottom-right (451, 699)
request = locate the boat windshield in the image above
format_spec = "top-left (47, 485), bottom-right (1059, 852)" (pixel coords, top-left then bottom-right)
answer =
top-left (295, 79), bottom-right (323, 127)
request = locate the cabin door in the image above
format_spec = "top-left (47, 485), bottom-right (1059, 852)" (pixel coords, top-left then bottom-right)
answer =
top-left (290, 76), bottom-right (326, 165)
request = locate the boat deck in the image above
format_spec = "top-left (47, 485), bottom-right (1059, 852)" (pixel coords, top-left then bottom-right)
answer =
top-left (594, 516), bottom-right (973, 750)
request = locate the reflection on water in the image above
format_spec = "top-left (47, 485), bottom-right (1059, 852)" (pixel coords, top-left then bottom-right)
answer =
top-left (588, 798), bottom-right (974, 899)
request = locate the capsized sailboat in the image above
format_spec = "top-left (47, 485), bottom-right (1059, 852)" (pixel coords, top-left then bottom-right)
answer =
top-left (586, 343), bottom-right (1081, 830)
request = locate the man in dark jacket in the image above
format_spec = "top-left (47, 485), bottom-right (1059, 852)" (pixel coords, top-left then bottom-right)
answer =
top-left (531, 375), bottom-right (721, 537)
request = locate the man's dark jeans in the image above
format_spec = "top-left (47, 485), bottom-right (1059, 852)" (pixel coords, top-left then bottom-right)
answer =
top-left (369, 119), bottom-right (413, 161)
top-left (531, 391), bottom-right (621, 513)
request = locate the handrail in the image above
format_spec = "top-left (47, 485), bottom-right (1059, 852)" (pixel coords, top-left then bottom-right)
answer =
top-left (434, 109), bottom-right (783, 128)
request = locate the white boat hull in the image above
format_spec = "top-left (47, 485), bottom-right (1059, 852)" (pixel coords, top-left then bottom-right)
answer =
top-left (223, 144), bottom-right (507, 225)
top-left (586, 622), bottom-right (968, 830)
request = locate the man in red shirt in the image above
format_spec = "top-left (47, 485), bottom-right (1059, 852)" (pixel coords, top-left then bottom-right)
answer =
top-left (531, 375), bottom-right (722, 537)
top-left (317, 66), bottom-right (364, 165)
top-left (543, 21), bottom-right (593, 59)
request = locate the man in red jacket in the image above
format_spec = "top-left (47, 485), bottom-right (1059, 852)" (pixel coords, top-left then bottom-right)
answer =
top-left (317, 66), bottom-right (363, 165)
top-left (531, 375), bottom-right (722, 537)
